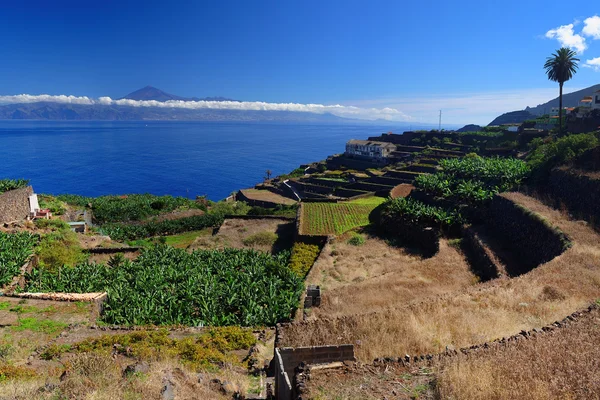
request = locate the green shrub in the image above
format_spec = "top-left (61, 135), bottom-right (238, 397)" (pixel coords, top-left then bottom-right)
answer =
top-left (379, 197), bottom-right (462, 228)
top-left (347, 233), bottom-right (365, 246)
top-left (57, 194), bottom-right (206, 224)
top-left (415, 156), bottom-right (530, 203)
top-left (38, 195), bottom-right (67, 215)
top-left (36, 231), bottom-right (86, 271)
top-left (289, 242), bottom-right (321, 278)
top-left (527, 133), bottom-right (599, 176)
top-left (101, 214), bottom-right (224, 241)
top-left (242, 231), bottom-right (278, 247)
top-left (209, 200), bottom-right (250, 216)
top-left (73, 327), bottom-right (256, 371)
top-left (34, 218), bottom-right (70, 231)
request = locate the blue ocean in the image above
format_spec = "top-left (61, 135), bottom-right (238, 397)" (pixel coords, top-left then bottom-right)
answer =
top-left (0, 121), bottom-right (411, 200)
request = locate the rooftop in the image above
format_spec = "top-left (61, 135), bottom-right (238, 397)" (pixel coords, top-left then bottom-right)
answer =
top-left (347, 139), bottom-right (396, 148)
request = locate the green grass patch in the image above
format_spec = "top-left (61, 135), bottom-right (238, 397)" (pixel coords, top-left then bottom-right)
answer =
top-left (300, 201), bottom-right (381, 236)
top-left (242, 231), bottom-right (278, 247)
top-left (11, 318), bottom-right (67, 335)
top-left (347, 196), bottom-right (387, 205)
top-left (347, 233), bottom-right (366, 246)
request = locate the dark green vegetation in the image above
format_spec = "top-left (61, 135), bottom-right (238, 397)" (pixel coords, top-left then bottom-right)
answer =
top-left (544, 47), bottom-right (579, 133)
top-left (0, 232), bottom-right (38, 287)
top-left (101, 214), bottom-right (224, 241)
top-left (0, 179), bottom-right (29, 195)
top-left (25, 245), bottom-right (302, 326)
top-left (247, 204), bottom-right (298, 218)
top-left (38, 195), bottom-right (67, 215)
top-left (415, 156), bottom-right (530, 202)
top-left (527, 132), bottom-right (599, 177)
top-left (380, 197), bottom-right (462, 229)
top-left (36, 229), bottom-right (86, 271)
top-left (57, 193), bottom-right (206, 224)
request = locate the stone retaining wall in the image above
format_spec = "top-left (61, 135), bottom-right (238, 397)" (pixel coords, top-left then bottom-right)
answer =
top-left (460, 226), bottom-right (502, 281)
top-left (484, 194), bottom-right (571, 274)
top-left (0, 186), bottom-right (33, 223)
top-left (547, 168), bottom-right (600, 230)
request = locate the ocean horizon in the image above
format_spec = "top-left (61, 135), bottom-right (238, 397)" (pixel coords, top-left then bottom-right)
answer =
top-left (0, 120), bottom-right (426, 201)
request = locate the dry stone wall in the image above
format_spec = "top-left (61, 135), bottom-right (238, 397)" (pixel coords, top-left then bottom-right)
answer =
top-left (0, 186), bottom-right (33, 223)
top-left (483, 194), bottom-right (570, 274)
top-left (547, 168), bottom-right (600, 230)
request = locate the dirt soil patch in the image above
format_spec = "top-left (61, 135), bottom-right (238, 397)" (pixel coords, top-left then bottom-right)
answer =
top-left (189, 218), bottom-right (295, 253)
top-left (390, 183), bottom-right (414, 198)
top-left (240, 189), bottom-right (297, 206)
top-left (302, 235), bottom-right (477, 319)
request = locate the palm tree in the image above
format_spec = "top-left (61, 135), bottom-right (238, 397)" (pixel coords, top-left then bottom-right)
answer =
top-left (544, 48), bottom-right (579, 134)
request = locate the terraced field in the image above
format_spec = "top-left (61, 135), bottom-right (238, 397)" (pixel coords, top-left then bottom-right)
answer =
top-left (299, 197), bottom-right (385, 236)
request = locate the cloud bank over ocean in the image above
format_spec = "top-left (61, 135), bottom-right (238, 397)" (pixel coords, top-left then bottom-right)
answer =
top-left (0, 94), bottom-right (412, 122)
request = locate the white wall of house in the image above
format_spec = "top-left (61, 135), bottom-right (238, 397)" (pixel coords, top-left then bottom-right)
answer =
top-left (593, 92), bottom-right (600, 110)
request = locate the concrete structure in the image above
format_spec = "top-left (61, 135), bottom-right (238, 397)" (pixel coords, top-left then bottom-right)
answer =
top-left (275, 345), bottom-right (355, 400)
top-left (345, 139), bottom-right (396, 161)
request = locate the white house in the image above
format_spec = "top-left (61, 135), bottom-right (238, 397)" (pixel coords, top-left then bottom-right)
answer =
top-left (345, 139), bottom-right (396, 161)
top-left (580, 96), bottom-right (593, 109)
top-left (593, 90), bottom-right (600, 110)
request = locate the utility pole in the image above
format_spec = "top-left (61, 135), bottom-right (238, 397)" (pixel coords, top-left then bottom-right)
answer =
top-left (438, 110), bottom-right (442, 131)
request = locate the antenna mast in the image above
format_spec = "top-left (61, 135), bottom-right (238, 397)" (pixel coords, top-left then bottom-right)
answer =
top-left (438, 110), bottom-right (442, 131)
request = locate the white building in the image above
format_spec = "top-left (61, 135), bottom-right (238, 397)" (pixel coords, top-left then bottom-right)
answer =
top-left (345, 139), bottom-right (396, 161)
top-left (580, 96), bottom-right (593, 109)
top-left (593, 90), bottom-right (600, 110)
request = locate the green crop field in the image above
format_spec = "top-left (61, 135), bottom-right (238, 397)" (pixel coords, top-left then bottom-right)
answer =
top-left (299, 197), bottom-right (385, 236)
top-left (0, 232), bottom-right (38, 287)
top-left (24, 245), bottom-right (302, 327)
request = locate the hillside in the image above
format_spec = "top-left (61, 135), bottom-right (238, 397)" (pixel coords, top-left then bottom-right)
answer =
top-left (0, 101), bottom-right (354, 122)
top-left (488, 109), bottom-right (536, 126)
top-left (487, 83), bottom-right (600, 126)
top-left (526, 84), bottom-right (600, 115)
top-left (119, 85), bottom-right (237, 102)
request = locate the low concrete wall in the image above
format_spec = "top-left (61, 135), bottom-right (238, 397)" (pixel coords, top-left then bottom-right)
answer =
top-left (275, 344), bottom-right (355, 400)
top-left (275, 348), bottom-right (293, 400)
top-left (0, 186), bottom-right (33, 224)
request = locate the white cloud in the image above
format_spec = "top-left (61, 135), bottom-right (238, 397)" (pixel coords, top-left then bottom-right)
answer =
top-left (545, 23), bottom-right (587, 54)
top-left (0, 94), bottom-right (95, 105)
top-left (583, 56), bottom-right (600, 71)
top-left (582, 15), bottom-right (600, 39)
top-left (345, 88), bottom-right (582, 125)
top-left (0, 93), bottom-right (413, 121)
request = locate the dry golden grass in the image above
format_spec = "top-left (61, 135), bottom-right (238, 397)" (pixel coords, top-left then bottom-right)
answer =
top-left (280, 192), bottom-right (600, 362)
top-left (303, 235), bottom-right (477, 319)
top-left (189, 217), bottom-right (294, 253)
top-left (239, 188), bottom-right (297, 206)
top-left (436, 305), bottom-right (600, 399)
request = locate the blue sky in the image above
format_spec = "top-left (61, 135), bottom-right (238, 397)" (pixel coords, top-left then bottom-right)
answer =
top-left (1, 1), bottom-right (600, 125)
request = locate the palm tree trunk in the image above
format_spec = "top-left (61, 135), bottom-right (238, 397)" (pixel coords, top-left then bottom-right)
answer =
top-left (559, 82), bottom-right (563, 134)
